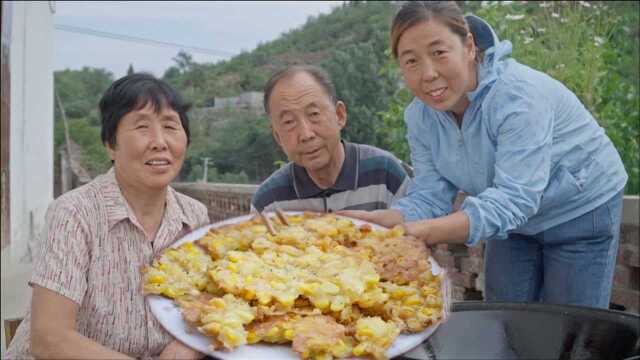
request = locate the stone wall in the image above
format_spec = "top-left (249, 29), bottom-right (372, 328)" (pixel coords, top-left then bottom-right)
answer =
top-left (173, 182), bottom-right (640, 313)
top-left (172, 182), bottom-right (258, 222)
top-left (613, 222), bottom-right (640, 313)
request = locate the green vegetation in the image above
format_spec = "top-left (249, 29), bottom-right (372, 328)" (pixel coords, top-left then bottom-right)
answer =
top-left (378, 1), bottom-right (639, 194)
top-left (54, 1), bottom-right (638, 193)
top-left (54, 67), bottom-right (113, 177)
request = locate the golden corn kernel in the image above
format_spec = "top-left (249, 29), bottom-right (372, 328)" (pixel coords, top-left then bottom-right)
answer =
top-left (364, 274), bottom-right (379, 286)
top-left (237, 311), bottom-right (255, 323)
top-left (247, 331), bottom-right (259, 344)
top-left (315, 298), bottom-right (330, 310)
top-left (228, 252), bottom-right (242, 262)
top-left (319, 226), bottom-right (338, 236)
top-left (353, 344), bottom-right (366, 356)
top-left (243, 289), bottom-right (255, 300)
top-left (163, 288), bottom-right (176, 298)
top-left (298, 283), bottom-right (318, 295)
top-left (357, 328), bottom-right (373, 338)
top-left (404, 295), bottom-right (423, 306)
top-left (257, 292), bottom-right (271, 305)
top-left (227, 263), bottom-right (238, 272)
top-left (270, 281), bottom-right (285, 290)
top-left (201, 322), bottom-right (221, 335)
top-left (209, 298), bottom-right (226, 309)
top-left (320, 282), bottom-right (340, 295)
top-left (224, 332), bottom-right (239, 345)
top-left (420, 307), bottom-right (434, 316)
top-left (422, 286), bottom-right (437, 295)
top-left (330, 297), bottom-right (346, 312)
top-left (284, 329), bottom-right (294, 340)
top-left (148, 275), bottom-right (165, 284)
top-left (333, 340), bottom-right (348, 355)
top-left (266, 326), bottom-right (280, 337)
top-left (279, 295), bottom-right (295, 308)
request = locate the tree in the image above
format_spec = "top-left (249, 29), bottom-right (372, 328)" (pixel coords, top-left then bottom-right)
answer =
top-left (321, 30), bottom-right (396, 148)
top-left (54, 67), bottom-right (114, 125)
top-left (127, 63), bottom-right (135, 75)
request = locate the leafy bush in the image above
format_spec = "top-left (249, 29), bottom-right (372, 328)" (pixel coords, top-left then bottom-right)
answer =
top-left (378, 1), bottom-right (639, 194)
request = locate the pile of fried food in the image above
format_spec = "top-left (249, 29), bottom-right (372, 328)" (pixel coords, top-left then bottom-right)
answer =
top-left (143, 212), bottom-right (445, 360)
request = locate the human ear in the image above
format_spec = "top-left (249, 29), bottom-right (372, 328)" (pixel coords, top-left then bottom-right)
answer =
top-left (465, 33), bottom-right (477, 61)
top-left (335, 101), bottom-right (347, 129)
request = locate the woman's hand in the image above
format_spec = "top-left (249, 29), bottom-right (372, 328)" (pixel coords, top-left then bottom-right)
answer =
top-left (403, 220), bottom-right (432, 244)
top-left (158, 340), bottom-right (203, 360)
top-left (403, 212), bottom-right (471, 246)
top-left (337, 209), bottom-right (404, 228)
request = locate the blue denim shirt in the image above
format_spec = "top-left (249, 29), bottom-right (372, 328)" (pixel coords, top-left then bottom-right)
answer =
top-left (392, 16), bottom-right (628, 246)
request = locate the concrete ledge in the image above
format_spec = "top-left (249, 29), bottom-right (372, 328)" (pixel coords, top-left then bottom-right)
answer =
top-left (172, 182), bottom-right (259, 195)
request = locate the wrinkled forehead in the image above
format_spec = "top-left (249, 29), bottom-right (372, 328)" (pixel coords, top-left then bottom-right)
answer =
top-left (269, 73), bottom-right (333, 112)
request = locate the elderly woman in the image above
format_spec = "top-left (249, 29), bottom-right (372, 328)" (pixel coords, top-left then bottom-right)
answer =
top-left (343, 1), bottom-right (627, 309)
top-left (6, 74), bottom-right (208, 359)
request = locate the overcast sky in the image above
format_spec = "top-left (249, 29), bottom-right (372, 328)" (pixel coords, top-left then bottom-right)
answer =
top-left (54, 1), bottom-right (342, 78)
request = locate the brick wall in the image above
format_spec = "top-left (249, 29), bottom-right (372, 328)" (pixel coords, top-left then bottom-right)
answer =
top-left (613, 223), bottom-right (640, 313)
top-left (173, 182), bottom-right (640, 314)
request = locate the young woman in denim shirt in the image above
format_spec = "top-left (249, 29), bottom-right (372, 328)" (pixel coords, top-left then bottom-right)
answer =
top-left (342, 1), bottom-right (627, 309)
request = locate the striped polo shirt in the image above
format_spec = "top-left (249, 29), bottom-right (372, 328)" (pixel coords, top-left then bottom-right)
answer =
top-left (252, 141), bottom-right (411, 213)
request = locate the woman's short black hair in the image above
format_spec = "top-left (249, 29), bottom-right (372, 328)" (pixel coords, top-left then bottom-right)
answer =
top-left (99, 73), bottom-right (191, 148)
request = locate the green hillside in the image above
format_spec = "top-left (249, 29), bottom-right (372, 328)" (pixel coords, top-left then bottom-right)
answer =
top-left (163, 1), bottom-right (394, 100)
top-left (54, 1), bottom-right (639, 193)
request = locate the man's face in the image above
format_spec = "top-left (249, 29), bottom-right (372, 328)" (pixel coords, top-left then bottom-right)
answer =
top-left (268, 72), bottom-right (347, 174)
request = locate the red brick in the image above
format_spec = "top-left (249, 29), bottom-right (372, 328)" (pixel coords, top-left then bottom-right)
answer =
top-left (621, 224), bottom-right (639, 246)
top-left (435, 244), bottom-right (449, 251)
top-left (475, 271), bottom-right (485, 293)
top-left (433, 250), bottom-right (455, 270)
top-left (614, 265), bottom-right (632, 288)
top-left (611, 287), bottom-right (640, 314)
top-left (449, 270), bottom-right (477, 288)
top-left (468, 243), bottom-right (485, 258)
top-left (451, 285), bottom-right (466, 301)
top-left (618, 243), bottom-right (640, 267)
top-left (448, 243), bottom-right (468, 256)
top-left (461, 257), bottom-right (483, 274)
top-left (615, 265), bottom-right (640, 291)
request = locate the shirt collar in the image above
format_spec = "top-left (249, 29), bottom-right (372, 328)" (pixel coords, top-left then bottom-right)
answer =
top-left (292, 140), bottom-right (359, 198)
top-left (100, 167), bottom-right (195, 231)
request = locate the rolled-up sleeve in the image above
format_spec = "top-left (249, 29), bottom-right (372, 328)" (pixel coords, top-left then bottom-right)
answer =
top-left (461, 83), bottom-right (552, 245)
top-left (392, 102), bottom-right (458, 221)
top-left (30, 200), bottom-right (90, 305)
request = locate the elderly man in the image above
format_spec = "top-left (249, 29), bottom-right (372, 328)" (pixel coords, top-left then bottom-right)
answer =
top-left (252, 65), bottom-right (410, 213)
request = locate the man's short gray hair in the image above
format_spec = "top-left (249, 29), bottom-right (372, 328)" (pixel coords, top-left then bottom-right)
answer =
top-left (263, 65), bottom-right (338, 114)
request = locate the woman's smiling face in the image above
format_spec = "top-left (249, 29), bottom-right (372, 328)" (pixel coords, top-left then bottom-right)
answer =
top-left (107, 102), bottom-right (188, 192)
top-left (397, 19), bottom-right (478, 118)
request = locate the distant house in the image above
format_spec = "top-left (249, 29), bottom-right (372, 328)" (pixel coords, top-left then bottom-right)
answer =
top-left (190, 91), bottom-right (265, 134)
top-left (213, 91), bottom-right (263, 112)
top-left (1, 2), bottom-right (55, 262)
